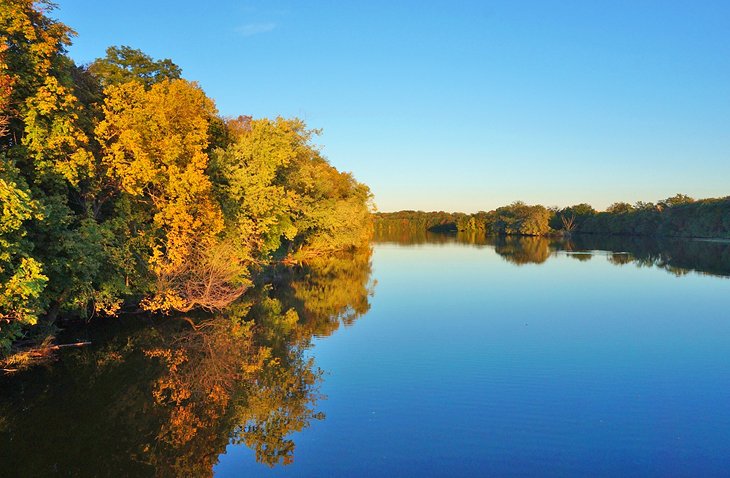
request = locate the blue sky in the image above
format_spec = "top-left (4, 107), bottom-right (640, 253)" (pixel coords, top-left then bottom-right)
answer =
top-left (55, 1), bottom-right (730, 212)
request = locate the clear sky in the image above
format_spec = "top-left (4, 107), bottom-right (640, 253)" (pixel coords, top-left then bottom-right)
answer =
top-left (54, 0), bottom-right (730, 212)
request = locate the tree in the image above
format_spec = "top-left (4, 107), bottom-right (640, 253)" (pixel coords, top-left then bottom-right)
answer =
top-left (0, 3), bottom-right (374, 356)
top-left (210, 117), bottom-right (373, 261)
top-left (560, 212), bottom-right (576, 232)
top-left (0, 0), bottom-right (123, 328)
top-left (210, 117), bottom-right (303, 259)
top-left (286, 155), bottom-right (373, 256)
top-left (549, 203), bottom-right (596, 231)
top-left (0, 167), bottom-right (47, 352)
top-left (606, 202), bottom-right (634, 214)
top-left (659, 193), bottom-right (694, 208)
top-left (96, 79), bottom-right (245, 312)
top-left (493, 201), bottom-right (552, 236)
top-left (89, 45), bottom-right (181, 88)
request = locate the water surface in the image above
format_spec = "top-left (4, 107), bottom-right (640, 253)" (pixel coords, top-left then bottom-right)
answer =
top-left (2, 234), bottom-right (730, 477)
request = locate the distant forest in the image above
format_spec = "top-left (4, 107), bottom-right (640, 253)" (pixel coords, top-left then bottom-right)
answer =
top-left (374, 194), bottom-right (730, 239)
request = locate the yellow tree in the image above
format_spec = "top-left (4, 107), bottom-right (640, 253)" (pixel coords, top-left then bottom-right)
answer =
top-left (96, 79), bottom-right (247, 312)
top-left (1, 0), bottom-right (94, 184)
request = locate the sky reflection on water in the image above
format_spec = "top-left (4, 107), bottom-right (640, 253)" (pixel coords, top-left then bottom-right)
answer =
top-left (216, 235), bottom-right (730, 477)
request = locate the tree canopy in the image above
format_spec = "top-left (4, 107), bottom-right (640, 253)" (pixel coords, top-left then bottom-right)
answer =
top-left (0, 1), bottom-right (373, 356)
top-left (88, 45), bottom-right (181, 88)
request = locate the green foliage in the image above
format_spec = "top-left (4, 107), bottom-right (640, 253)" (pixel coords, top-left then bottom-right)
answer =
top-left (606, 202), bottom-right (634, 214)
top-left (88, 45), bottom-right (181, 88)
top-left (210, 117), bottom-right (305, 258)
top-left (286, 155), bottom-right (373, 256)
top-left (0, 0), bottom-right (75, 149)
top-left (373, 210), bottom-right (465, 237)
top-left (0, 162), bottom-right (48, 352)
top-left (211, 117), bottom-right (373, 261)
top-left (492, 201), bottom-right (552, 236)
top-left (0, 2), bottom-right (372, 354)
top-left (379, 194), bottom-right (730, 240)
top-left (548, 203), bottom-right (596, 231)
top-left (377, 204), bottom-right (552, 238)
top-left (659, 193), bottom-right (694, 208)
top-left (578, 196), bottom-right (730, 238)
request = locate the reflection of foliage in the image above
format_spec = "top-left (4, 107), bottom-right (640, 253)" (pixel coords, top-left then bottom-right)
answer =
top-left (283, 247), bottom-right (375, 338)
top-left (607, 253), bottom-right (633, 266)
top-left (233, 347), bottom-right (324, 467)
top-left (373, 226), bottom-right (491, 247)
top-left (0, 322), bottom-right (168, 477)
top-left (493, 236), bottom-right (551, 265)
top-left (376, 226), bottom-right (730, 278)
top-left (495, 235), bottom-right (730, 276)
top-left (373, 225), bottom-right (453, 245)
top-left (0, 312), bottom-right (317, 477)
top-left (0, 248), bottom-right (375, 477)
top-left (142, 319), bottom-right (265, 476)
top-left (568, 253), bottom-right (593, 262)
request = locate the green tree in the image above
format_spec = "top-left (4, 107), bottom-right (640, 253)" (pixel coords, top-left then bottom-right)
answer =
top-left (659, 193), bottom-right (694, 208)
top-left (210, 117), bottom-right (373, 261)
top-left (0, 0), bottom-right (122, 330)
top-left (493, 201), bottom-right (552, 236)
top-left (0, 166), bottom-right (47, 352)
top-left (89, 45), bottom-right (181, 88)
top-left (549, 203), bottom-right (596, 231)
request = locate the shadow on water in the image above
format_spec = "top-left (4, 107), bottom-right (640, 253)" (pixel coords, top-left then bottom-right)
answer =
top-left (374, 227), bottom-right (730, 278)
top-left (0, 247), bottom-right (375, 478)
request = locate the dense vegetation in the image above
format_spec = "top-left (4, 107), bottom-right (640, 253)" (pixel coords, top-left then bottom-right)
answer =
top-left (375, 194), bottom-right (730, 240)
top-left (0, 1), bottom-right (372, 355)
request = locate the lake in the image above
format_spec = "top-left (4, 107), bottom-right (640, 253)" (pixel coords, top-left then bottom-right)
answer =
top-left (2, 233), bottom-right (730, 477)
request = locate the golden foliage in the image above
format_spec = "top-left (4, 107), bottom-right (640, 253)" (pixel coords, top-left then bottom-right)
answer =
top-left (96, 79), bottom-right (245, 311)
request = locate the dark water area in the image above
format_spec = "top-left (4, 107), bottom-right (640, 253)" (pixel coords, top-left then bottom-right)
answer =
top-left (2, 232), bottom-right (730, 477)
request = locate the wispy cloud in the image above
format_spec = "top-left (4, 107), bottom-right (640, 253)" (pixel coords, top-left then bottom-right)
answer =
top-left (236, 22), bottom-right (277, 37)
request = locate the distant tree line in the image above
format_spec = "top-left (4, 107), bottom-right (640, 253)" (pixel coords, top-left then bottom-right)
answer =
top-left (374, 194), bottom-right (730, 239)
top-left (372, 210), bottom-right (466, 233)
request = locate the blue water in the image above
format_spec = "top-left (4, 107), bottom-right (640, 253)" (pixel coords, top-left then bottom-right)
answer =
top-left (214, 240), bottom-right (730, 476)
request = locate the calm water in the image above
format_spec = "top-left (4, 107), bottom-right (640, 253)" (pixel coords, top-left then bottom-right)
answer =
top-left (2, 233), bottom-right (730, 477)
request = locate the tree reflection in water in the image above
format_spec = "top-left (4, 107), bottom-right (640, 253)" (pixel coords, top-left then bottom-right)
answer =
top-left (375, 227), bottom-right (730, 277)
top-left (0, 247), bottom-right (374, 477)
top-left (2, 233), bottom-right (728, 476)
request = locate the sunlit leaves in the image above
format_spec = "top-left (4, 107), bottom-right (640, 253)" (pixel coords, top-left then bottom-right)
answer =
top-left (0, 0), bottom-right (374, 357)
